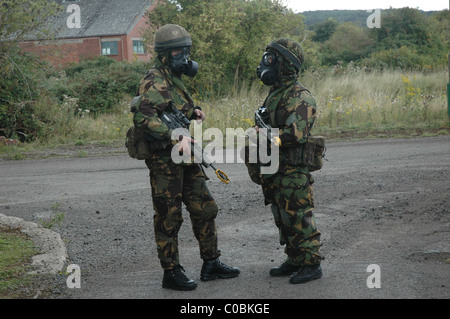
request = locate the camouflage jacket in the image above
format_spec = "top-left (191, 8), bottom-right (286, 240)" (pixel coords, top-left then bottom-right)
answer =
top-left (263, 78), bottom-right (317, 174)
top-left (132, 58), bottom-right (198, 147)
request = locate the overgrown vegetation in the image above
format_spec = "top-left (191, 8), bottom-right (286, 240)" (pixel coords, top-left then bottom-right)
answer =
top-left (0, 0), bottom-right (62, 141)
top-left (197, 68), bottom-right (448, 139)
top-left (0, 225), bottom-right (37, 298)
top-left (0, 0), bottom-right (448, 152)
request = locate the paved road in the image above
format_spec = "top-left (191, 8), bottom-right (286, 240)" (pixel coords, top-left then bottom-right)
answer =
top-left (0, 135), bottom-right (449, 300)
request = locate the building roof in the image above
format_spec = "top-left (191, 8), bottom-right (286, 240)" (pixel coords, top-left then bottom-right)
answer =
top-left (46, 0), bottom-right (152, 39)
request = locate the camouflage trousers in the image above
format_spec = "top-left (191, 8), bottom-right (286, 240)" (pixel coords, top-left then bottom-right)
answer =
top-left (146, 156), bottom-right (220, 270)
top-left (262, 171), bottom-right (323, 266)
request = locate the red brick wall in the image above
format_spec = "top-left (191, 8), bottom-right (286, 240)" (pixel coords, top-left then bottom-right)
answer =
top-left (20, 37), bottom-right (101, 67)
top-left (20, 6), bottom-right (153, 67)
top-left (126, 9), bottom-right (152, 63)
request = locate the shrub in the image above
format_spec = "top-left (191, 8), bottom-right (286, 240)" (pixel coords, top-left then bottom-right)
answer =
top-left (0, 52), bottom-right (47, 141)
top-left (56, 56), bottom-right (149, 114)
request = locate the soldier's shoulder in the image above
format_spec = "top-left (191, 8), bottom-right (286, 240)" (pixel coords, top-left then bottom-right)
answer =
top-left (300, 90), bottom-right (317, 107)
top-left (286, 83), bottom-right (316, 107)
top-left (138, 67), bottom-right (168, 95)
top-left (296, 82), bottom-right (317, 107)
top-left (142, 67), bottom-right (166, 84)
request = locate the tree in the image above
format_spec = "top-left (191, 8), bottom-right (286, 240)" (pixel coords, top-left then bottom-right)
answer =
top-left (322, 22), bottom-right (375, 65)
top-left (143, 0), bottom-right (313, 96)
top-left (311, 18), bottom-right (338, 43)
top-left (363, 7), bottom-right (449, 70)
top-left (0, 0), bottom-right (62, 139)
top-left (370, 7), bottom-right (431, 49)
top-left (0, 0), bottom-right (61, 54)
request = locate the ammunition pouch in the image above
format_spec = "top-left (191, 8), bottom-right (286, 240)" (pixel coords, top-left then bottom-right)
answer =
top-left (126, 95), bottom-right (152, 160)
top-left (127, 95), bottom-right (174, 160)
top-left (125, 126), bottom-right (152, 160)
top-left (302, 136), bottom-right (326, 172)
top-left (286, 136), bottom-right (326, 172)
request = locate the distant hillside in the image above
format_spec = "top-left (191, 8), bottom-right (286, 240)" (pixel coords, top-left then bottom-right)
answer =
top-left (301, 10), bottom-right (369, 27)
top-left (300, 9), bottom-right (440, 28)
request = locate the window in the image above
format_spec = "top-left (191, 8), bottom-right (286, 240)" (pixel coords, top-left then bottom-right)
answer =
top-left (101, 41), bottom-right (118, 56)
top-left (132, 40), bottom-right (146, 54)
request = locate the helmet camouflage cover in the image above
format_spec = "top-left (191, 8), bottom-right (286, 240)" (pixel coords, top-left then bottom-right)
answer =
top-left (154, 24), bottom-right (192, 52)
top-left (266, 38), bottom-right (304, 74)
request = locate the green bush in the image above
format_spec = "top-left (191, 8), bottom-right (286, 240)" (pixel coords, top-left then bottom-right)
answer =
top-left (360, 46), bottom-right (443, 70)
top-left (0, 54), bottom-right (149, 141)
top-left (0, 52), bottom-right (47, 141)
top-left (54, 56), bottom-right (149, 114)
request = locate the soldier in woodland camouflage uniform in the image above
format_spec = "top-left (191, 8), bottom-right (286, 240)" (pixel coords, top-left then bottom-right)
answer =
top-left (133, 24), bottom-right (239, 291)
top-left (248, 38), bottom-right (323, 284)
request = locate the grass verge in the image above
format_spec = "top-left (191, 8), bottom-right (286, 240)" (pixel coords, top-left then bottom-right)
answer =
top-left (0, 225), bottom-right (37, 299)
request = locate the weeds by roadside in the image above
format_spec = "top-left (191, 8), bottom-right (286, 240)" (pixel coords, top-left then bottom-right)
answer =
top-left (0, 225), bottom-right (37, 298)
top-left (0, 68), bottom-right (448, 159)
top-left (39, 203), bottom-right (65, 230)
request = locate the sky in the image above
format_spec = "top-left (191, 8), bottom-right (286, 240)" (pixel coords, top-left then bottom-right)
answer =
top-left (285, 0), bottom-right (449, 12)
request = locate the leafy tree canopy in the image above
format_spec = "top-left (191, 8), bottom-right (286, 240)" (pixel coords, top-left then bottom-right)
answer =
top-left (143, 0), bottom-right (314, 96)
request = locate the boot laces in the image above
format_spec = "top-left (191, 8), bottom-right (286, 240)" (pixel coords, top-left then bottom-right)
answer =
top-left (172, 265), bottom-right (189, 281)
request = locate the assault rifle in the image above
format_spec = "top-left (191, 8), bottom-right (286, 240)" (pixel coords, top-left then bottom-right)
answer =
top-left (254, 106), bottom-right (281, 147)
top-left (160, 108), bottom-right (230, 184)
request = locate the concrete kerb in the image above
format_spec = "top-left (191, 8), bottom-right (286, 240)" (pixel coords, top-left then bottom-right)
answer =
top-left (0, 213), bottom-right (68, 275)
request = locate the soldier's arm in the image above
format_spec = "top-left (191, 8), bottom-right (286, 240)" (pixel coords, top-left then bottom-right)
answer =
top-left (133, 72), bottom-right (172, 140)
top-left (278, 93), bottom-right (317, 147)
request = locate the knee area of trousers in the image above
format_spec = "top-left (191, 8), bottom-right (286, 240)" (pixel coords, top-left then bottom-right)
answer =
top-left (202, 201), bottom-right (218, 220)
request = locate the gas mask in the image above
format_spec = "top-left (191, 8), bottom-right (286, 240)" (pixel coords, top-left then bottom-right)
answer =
top-left (257, 51), bottom-right (279, 86)
top-left (169, 47), bottom-right (199, 77)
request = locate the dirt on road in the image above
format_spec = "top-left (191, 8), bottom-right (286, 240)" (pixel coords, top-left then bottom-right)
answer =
top-left (0, 135), bottom-right (449, 299)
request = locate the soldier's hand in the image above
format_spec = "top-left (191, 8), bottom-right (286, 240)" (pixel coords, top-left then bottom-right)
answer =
top-left (178, 136), bottom-right (197, 155)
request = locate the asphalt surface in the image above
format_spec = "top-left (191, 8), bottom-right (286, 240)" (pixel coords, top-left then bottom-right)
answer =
top-left (0, 135), bottom-right (449, 300)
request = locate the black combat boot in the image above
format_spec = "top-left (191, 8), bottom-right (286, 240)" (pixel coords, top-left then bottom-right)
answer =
top-left (200, 258), bottom-right (240, 281)
top-left (289, 264), bottom-right (323, 284)
top-left (162, 265), bottom-right (197, 291)
top-left (269, 262), bottom-right (302, 277)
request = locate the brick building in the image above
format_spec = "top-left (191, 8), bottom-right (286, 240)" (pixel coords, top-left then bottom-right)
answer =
top-left (21, 0), bottom-right (154, 67)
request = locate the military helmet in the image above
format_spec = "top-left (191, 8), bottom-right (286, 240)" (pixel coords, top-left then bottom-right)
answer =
top-left (266, 38), bottom-right (304, 73)
top-left (154, 24), bottom-right (192, 52)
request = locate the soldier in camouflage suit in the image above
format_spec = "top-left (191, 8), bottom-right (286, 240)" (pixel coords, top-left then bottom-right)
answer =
top-left (248, 38), bottom-right (323, 284)
top-left (133, 24), bottom-right (239, 291)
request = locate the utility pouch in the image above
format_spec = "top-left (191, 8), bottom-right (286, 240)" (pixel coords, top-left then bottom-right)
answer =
top-left (126, 95), bottom-right (153, 160)
top-left (302, 136), bottom-right (326, 172)
top-left (287, 146), bottom-right (304, 166)
top-left (125, 126), bottom-right (152, 160)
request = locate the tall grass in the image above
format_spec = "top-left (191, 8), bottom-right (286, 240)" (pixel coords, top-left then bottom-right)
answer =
top-left (1, 68), bottom-right (447, 157)
top-left (303, 68), bottom-right (448, 135)
top-left (198, 79), bottom-right (267, 132)
top-left (39, 68), bottom-right (450, 140)
top-left (201, 68), bottom-right (448, 137)
top-left (30, 95), bottom-right (132, 146)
